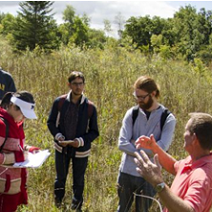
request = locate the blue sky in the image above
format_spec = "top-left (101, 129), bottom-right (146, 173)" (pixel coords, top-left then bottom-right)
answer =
top-left (0, 1), bottom-right (212, 37)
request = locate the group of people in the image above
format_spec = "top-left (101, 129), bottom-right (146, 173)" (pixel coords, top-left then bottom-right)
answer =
top-left (0, 67), bottom-right (212, 212)
top-left (0, 67), bottom-right (39, 211)
top-left (0, 69), bottom-right (99, 212)
top-left (117, 76), bottom-right (212, 212)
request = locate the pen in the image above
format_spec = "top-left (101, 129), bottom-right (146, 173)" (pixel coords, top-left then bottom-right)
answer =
top-left (18, 144), bottom-right (24, 152)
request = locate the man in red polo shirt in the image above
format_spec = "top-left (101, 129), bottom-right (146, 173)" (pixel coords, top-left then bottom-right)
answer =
top-left (134, 112), bottom-right (212, 212)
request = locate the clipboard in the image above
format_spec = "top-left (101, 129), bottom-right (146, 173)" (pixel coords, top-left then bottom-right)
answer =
top-left (13, 150), bottom-right (51, 168)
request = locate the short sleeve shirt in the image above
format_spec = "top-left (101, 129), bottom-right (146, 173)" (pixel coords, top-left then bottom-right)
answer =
top-left (163, 153), bottom-right (212, 212)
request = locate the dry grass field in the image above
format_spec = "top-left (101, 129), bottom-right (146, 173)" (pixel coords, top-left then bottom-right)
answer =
top-left (1, 38), bottom-right (212, 211)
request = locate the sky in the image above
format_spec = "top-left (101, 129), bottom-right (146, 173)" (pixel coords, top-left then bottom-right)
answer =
top-left (0, 1), bottom-right (212, 37)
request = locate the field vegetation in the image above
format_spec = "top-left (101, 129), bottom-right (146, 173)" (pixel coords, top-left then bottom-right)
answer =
top-left (1, 37), bottom-right (212, 212)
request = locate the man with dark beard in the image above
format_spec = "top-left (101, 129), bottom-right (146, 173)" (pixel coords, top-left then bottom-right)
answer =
top-left (117, 76), bottom-right (176, 212)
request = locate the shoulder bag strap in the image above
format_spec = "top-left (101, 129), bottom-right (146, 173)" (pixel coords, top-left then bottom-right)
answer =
top-left (0, 116), bottom-right (9, 153)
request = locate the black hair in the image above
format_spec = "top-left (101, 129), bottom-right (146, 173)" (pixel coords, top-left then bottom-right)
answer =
top-left (0, 91), bottom-right (35, 110)
top-left (68, 71), bottom-right (85, 84)
top-left (0, 92), bottom-right (13, 109)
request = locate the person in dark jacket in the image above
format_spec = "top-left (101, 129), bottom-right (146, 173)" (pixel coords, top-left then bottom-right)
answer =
top-left (47, 71), bottom-right (99, 211)
top-left (0, 68), bottom-right (16, 101)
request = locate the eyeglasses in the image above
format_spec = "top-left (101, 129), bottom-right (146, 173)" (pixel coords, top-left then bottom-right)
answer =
top-left (71, 82), bottom-right (84, 86)
top-left (133, 92), bottom-right (150, 101)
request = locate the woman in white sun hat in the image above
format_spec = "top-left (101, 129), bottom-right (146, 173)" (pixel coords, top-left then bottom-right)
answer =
top-left (0, 91), bottom-right (39, 212)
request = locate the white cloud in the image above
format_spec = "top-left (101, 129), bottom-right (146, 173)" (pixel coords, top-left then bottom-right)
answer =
top-left (0, 1), bottom-right (211, 37)
top-left (52, 1), bottom-right (177, 37)
top-left (53, 1), bottom-right (176, 26)
top-left (0, 1), bottom-right (20, 15)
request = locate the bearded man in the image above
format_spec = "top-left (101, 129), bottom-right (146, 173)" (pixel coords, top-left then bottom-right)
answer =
top-left (117, 75), bottom-right (176, 212)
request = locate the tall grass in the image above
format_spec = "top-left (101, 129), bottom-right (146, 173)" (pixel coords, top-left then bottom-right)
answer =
top-left (1, 39), bottom-right (212, 211)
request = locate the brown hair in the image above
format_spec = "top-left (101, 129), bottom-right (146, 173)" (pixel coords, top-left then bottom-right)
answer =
top-left (1, 91), bottom-right (35, 109)
top-left (188, 112), bottom-right (212, 150)
top-left (68, 71), bottom-right (85, 84)
top-left (133, 76), bottom-right (160, 98)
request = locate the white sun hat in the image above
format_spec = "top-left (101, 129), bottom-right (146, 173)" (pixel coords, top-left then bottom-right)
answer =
top-left (10, 96), bottom-right (37, 119)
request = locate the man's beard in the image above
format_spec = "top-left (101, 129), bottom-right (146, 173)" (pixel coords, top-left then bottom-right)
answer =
top-left (139, 96), bottom-right (154, 110)
top-left (72, 90), bottom-right (83, 96)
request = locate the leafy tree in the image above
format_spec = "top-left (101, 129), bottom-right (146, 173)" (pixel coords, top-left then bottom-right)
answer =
top-left (12, 1), bottom-right (59, 51)
top-left (87, 28), bottom-right (106, 49)
top-left (59, 5), bottom-right (90, 47)
top-left (69, 16), bottom-right (89, 47)
top-left (104, 19), bottom-right (112, 37)
top-left (160, 18), bottom-right (176, 47)
top-left (196, 8), bottom-right (212, 45)
top-left (196, 32), bottom-right (212, 64)
top-left (62, 4), bottom-right (76, 41)
top-left (81, 13), bottom-right (90, 27)
top-left (58, 23), bottom-right (70, 45)
top-left (0, 12), bottom-right (6, 23)
top-left (0, 13), bottom-right (16, 35)
top-left (63, 5), bottom-right (75, 24)
top-left (159, 45), bottom-right (175, 60)
top-left (172, 5), bottom-right (204, 61)
top-left (58, 4), bottom-right (106, 48)
top-left (151, 34), bottom-right (162, 52)
top-left (0, 12), bottom-right (7, 34)
top-left (123, 16), bottom-right (142, 48)
top-left (123, 15), bottom-right (167, 52)
top-left (122, 5), bottom-right (212, 62)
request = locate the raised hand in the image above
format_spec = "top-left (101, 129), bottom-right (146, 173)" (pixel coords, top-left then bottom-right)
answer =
top-left (135, 134), bottom-right (157, 150)
top-left (134, 150), bottom-right (163, 187)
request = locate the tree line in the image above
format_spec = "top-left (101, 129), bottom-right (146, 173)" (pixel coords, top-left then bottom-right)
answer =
top-left (0, 1), bottom-right (212, 63)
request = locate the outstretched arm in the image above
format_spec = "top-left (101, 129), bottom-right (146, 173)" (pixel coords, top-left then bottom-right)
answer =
top-left (135, 134), bottom-right (176, 175)
top-left (134, 151), bottom-right (195, 212)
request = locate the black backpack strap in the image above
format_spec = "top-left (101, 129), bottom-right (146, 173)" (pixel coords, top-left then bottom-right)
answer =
top-left (160, 108), bottom-right (171, 131)
top-left (56, 94), bottom-right (67, 128)
top-left (132, 106), bottom-right (139, 126)
top-left (58, 94), bottom-right (68, 112)
top-left (87, 100), bottom-right (94, 119)
top-left (132, 106), bottom-right (171, 130)
top-left (0, 116), bottom-right (9, 153)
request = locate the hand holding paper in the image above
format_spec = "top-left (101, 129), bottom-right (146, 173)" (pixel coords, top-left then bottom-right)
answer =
top-left (59, 140), bottom-right (75, 145)
top-left (13, 150), bottom-right (51, 168)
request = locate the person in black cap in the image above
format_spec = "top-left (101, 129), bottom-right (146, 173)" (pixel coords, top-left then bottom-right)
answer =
top-left (0, 68), bottom-right (16, 102)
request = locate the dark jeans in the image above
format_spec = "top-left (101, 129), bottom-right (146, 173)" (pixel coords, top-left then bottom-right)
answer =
top-left (54, 148), bottom-right (88, 208)
top-left (117, 172), bottom-right (156, 212)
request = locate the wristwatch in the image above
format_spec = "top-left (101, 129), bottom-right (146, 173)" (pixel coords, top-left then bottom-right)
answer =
top-left (155, 182), bottom-right (166, 193)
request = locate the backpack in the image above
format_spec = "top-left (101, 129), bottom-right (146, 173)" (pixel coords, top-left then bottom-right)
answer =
top-left (0, 116), bottom-right (9, 153)
top-left (132, 106), bottom-right (171, 131)
top-left (58, 94), bottom-right (94, 119)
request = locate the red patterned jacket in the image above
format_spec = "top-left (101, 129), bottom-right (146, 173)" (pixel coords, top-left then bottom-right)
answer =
top-left (0, 107), bottom-right (27, 203)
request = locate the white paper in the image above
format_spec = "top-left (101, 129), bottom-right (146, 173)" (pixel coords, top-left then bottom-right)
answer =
top-left (59, 140), bottom-right (74, 144)
top-left (13, 150), bottom-right (51, 168)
